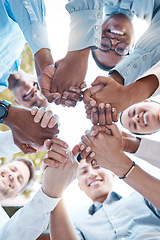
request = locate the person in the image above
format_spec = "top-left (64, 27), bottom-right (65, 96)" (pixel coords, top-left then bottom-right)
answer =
top-left (50, 157), bottom-right (160, 240)
top-left (0, 104), bottom-right (59, 154)
top-left (59, 1), bottom-right (160, 110)
top-left (0, 157), bottom-right (35, 204)
top-left (0, 136), bottom-right (78, 240)
top-left (7, 69), bottom-right (48, 109)
top-left (92, 12), bottom-right (135, 71)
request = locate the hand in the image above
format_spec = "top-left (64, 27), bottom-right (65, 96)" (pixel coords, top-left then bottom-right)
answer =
top-left (80, 124), bottom-right (131, 176)
top-left (86, 103), bottom-right (118, 125)
top-left (42, 148), bottom-right (78, 198)
top-left (42, 137), bottom-right (69, 168)
top-left (31, 106), bottom-right (59, 128)
top-left (84, 76), bottom-right (129, 114)
top-left (3, 105), bottom-right (59, 154)
top-left (50, 48), bottom-right (90, 106)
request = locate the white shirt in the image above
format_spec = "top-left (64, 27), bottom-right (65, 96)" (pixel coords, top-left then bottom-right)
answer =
top-left (0, 188), bottom-right (61, 240)
top-left (0, 130), bottom-right (20, 158)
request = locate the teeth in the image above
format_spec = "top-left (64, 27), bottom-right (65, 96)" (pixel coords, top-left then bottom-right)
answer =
top-left (110, 29), bottom-right (124, 35)
top-left (143, 113), bottom-right (147, 126)
top-left (89, 180), bottom-right (100, 187)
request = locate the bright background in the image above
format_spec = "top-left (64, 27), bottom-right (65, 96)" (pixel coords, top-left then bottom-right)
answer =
top-left (43, 1), bottom-right (160, 222)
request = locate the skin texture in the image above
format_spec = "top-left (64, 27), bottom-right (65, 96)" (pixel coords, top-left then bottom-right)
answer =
top-left (2, 105), bottom-right (59, 154)
top-left (0, 161), bottom-right (30, 200)
top-left (78, 159), bottom-right (114, 203)
top-left (93, 13), bottom-right (134, 69)
top-left (8, 69), bottom-right (48, 109)
top-left (121, 101), bottom-right (160, 134)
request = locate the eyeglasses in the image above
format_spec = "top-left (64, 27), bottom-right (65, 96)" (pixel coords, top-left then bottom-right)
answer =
top-left (99, 37), bottom-right (130, 56)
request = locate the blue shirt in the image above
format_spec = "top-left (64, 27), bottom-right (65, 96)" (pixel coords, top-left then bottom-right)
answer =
top-left (74, 191), bottom-right (160, 239)
top-left (66, 0), bottom-right (160, 86)
top-left (0, 0), bottom-right (50, 91)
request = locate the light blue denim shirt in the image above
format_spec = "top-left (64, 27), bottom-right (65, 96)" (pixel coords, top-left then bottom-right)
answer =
top-left (0, 0), bottom-right (50, 90)
top-left (66, 0), bottom-right (160, 85)
top-left (74, 191), bottom-right (160, 240)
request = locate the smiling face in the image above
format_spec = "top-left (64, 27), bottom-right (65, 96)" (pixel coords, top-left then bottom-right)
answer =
top-left (11, 73), bottom-right (48, 109)
top-left (78, 160), bottom-right (114, 203)
top-left (121, 101), bottom-right (160, 134)
top-left (93, 13), bottom-right (134, 70)
top-left (0, 161), bottom-right (30, 200)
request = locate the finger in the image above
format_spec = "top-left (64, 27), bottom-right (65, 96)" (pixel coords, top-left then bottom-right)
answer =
top-left (50, 137), bottom-right (68, 149)
top-left (81, 134), bottom-right (92, 148)
top-left (33, 107), bottom-right (46, 123)
top-left (43, 158), bottom-right (60, 167)
top-left (72, 144), bottom-right (79, 157)
top-left (83, 89), bottom-right (96, 106)
top-left (46, 150), bottom-right (68, 164)
top-left (90, 125), bottom-right (107, 136)
top-left (63, 91), bottom-right (82, 102)
top-left (98, 103), bottom-right (106, 125)
top-left (80, 82), bottom-right (87, 90)
top-left (40, 109), bottom-right (53, 128)
top-left (105, 124), bottom-right (121, 138)
top-left (85, 152), bottom-right (96, 164)
top-left (21, 143), bottom-right (37, 154)
top-left (84, 130), bottom-right (95, 142)
top-left (81, 146), bottom-right (93, 159)
top-left (31, 106), bottom-right (39, 116)
top-left (65, 99), bottom-right (77, 107)
top-left (91, 107), bottom-right (99, 125)
top-left (105, 104), bottom-right (112, 125)
top-left (69, 86), bottom-right (81, 95)
top-left (111, 107), bottom-right (118, 122)
top-left (91, 76), bottom-right (110, 86)
top-left (50, 143), bottom-right (69, 159)
top-left (89, 84), bottom-right (104, 95)
top-left (48, 114), bottom-right (59, 128)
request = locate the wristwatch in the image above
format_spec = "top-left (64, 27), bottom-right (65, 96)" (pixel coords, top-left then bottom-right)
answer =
top-left (0, 100), bottom-right (11, 123)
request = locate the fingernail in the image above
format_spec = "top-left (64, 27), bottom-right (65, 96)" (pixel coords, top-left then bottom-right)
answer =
top-left (112, 108), bottom-right (115, 112)
top-left (90, 131), bottom-right (95, 136)
top-left (80, 145), bottom-right (85, 151)
top-left (100, 103), bottom-right (104, 109)
top-left (63, 92), bottom-right (69, 98)
top-left (86, 147), bottom-right (91, 152)
top-left (62, 157), bottom-right (67, 163)
top-left (90, 100), bottom-right (96, 106)
top-left (90, 152), bottom-right (95, 158)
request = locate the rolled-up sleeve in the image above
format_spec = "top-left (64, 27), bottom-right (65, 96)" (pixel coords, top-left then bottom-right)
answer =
top-left (65, 0), bottom-right (104, 51)
top-left (6, 0), bottom-right (50, 55)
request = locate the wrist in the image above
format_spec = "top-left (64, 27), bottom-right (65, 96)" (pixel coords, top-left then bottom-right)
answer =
top-left (113, 153), bottom-right (133, 177)
top-left (34, 48), bottom-right (54, 76)
top-left (109, 71), bottom-right (124, 85)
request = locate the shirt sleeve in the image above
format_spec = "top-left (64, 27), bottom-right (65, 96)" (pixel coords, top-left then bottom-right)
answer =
top-left (0, 131), bottom-right (20, 157)
top-left (110, 10), bottom-right (160, 85)
top-left (6, 0), bottom-right (50, 55)
top-left (65, 0), bottom-right (104, 51)
top-left (0, 188), bottom-right (61, 240)
top-left (134, 137), bottom-right (160, 169)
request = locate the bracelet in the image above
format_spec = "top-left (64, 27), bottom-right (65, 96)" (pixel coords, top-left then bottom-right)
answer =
top-left (119, 161), bottom-right (135, 179)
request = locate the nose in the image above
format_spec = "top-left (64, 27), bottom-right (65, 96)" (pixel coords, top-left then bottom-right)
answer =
top-left (89, 168), bottom-right (98, 178)
top-left (133, 114), bottom-right (139, 123)
top-left (110, 38), bottom-right (120, 48)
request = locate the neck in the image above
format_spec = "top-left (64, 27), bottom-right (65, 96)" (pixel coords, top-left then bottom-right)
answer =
top-left (93, 193), bottom-right (109, 203)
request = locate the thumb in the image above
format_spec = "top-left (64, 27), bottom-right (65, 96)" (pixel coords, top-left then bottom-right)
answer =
top-left (21, 144), bottom-right (37, 154)
top-left (105, 124), bottom-right (121, 139)
top-left (92, 76), bottom-right (111, 86)
top-left (83, 89), bottom-right (96, 106)
top-left (72, 144), bottom-right (79, 157)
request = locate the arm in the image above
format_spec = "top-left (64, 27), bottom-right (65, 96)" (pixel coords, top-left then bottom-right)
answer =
top-left (50, 199), bottom-right (77, 240)
top-left (80, 124), bottom-right (160, 209)
top-left (0, 188), bottom-right (61, 240)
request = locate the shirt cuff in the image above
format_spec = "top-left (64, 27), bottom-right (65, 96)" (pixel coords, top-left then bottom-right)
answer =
top-left (109, 49), bottom-right (152, 86)
top-left (23, 24), bottom-right (51, 55)
top-left (29, 188), bottom-right (61, 214)
top-left (67, 9), bottom-right (102, 51)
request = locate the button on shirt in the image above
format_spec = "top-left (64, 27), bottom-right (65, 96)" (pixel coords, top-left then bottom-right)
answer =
top-left (0, 0), bottom-right (50, 91)
top-left (74, 191), bottom-right (160, 239)
top-left (0, 188), bottom-right (61, 240)
top-left (66, 0), bottom-right (160, 86)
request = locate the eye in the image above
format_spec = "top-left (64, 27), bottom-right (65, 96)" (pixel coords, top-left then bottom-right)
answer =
top-left (17, 175), bottom-right (23, 184)
top-left (10, 166), bottom-right (17, 172)
top-left (133, 109), bottom-right (135, 116)
top-left (134, 122), bottom-right (137, 130)
top-left (80, 170), bottom-right (87, 175)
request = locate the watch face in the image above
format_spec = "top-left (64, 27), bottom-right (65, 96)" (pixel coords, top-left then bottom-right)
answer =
top-left (0, 105), bottom-right (6, 119)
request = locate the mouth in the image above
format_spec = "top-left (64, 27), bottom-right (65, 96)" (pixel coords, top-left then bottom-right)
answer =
top-left (141, 112), bottom-right (148, 126)
top-left (88, 179), bottom-right (102, 187)
top-left (23, 87), bottom-right (34, 100)
top-left (108, 29), bottom-right (125, 36)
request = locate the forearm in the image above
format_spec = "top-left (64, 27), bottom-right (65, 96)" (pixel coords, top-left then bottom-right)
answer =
top-left (124, 74), bottom-right (159, 108)
top-left (34, 48), bottom-right (54, 76)
top-left (124, 163), bottom-right (160, 210)
top-left (50, 199), bottom-right (77, 240)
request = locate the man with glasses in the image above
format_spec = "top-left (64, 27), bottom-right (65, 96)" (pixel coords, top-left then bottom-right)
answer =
top-left (92, 12), bottom-right (134, 71)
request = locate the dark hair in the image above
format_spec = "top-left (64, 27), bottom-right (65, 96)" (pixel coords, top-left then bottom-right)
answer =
top-left (92, 51), bottom-right (114, 71)
top-left (11, 157), bottom-right (35, 187)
